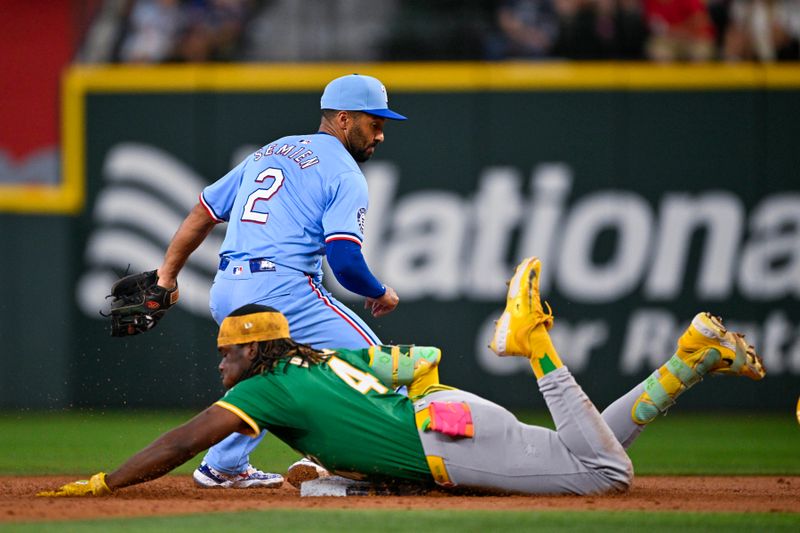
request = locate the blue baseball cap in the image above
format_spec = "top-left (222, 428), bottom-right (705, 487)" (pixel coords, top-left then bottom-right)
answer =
top-left (321, 74), bottom-right (407, 121)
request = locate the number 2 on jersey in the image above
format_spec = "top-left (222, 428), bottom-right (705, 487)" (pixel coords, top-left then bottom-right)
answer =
top-left (328, 356), bottom-right (389, 395)
top-left (241, 167), bottom-right (285, 224)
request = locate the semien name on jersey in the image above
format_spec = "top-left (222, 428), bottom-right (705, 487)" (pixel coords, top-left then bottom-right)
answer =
top-left (255, 142), bottom-right (320, 169)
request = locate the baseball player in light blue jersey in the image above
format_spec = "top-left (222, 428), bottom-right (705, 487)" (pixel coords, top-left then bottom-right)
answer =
top-left (153, 74), bottom-right (406, 488)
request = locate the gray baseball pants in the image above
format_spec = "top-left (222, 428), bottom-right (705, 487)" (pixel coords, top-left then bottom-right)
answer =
top-left (415, 366), bottom-right (643, 495)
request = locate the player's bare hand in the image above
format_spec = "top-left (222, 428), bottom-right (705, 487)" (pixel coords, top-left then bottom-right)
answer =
top-left (365, 286), bottom-right (399, 317)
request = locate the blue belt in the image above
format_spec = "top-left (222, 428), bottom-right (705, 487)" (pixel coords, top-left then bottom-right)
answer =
top-left (218, 257), bottom-right (277, 273)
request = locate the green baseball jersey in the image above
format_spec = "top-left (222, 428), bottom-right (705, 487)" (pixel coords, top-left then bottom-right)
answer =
top-left (216, 348), bottom-right (433, 482)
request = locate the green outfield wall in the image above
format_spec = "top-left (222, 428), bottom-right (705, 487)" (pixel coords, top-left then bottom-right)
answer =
top-left (1, 63), bottom-right (798, 411)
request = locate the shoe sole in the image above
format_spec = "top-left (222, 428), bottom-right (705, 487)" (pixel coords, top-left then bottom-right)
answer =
top-left (490, 311), bottom-right (513, 356)
top-left (491, 257), bottom-right (551, 357)
top-left (684, 312), bottom-right (766, 380)
top-left (233, 478), bottom-right (284, 489)
top-left (193, 472), bottom-right (232, 489)
top-left (286, 464), bottom-right (323, 489)
top-left (507, 257), bottom-right (533, 301)
top-left (193, 469), bottom-right (284, 489)
top-left (194, 479), bottom-right (284, 489)
top-left (689, 313), bottom-right (737, 351)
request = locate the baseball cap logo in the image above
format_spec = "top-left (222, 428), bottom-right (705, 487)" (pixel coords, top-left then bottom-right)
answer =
top-left (380, 84), bottom-right (388, 104)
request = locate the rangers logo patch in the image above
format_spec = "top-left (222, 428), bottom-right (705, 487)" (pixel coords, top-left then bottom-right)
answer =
top-left (357, 207), bottom-right (366, 233)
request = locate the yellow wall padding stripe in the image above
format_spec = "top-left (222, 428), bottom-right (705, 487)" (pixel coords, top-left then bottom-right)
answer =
top-left (37, 61), bottom-right (800, 216)
top-left (64, 63), bottom-right (800, 92)
top-left (214, 401), bottom-right (261, 437)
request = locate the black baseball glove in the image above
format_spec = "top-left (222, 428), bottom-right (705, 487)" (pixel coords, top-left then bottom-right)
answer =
top-left (109, 270), bottom-right (179, 337)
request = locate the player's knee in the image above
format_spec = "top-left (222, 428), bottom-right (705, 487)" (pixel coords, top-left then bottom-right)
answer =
top-left (601, 453), bottom-right (634, 493)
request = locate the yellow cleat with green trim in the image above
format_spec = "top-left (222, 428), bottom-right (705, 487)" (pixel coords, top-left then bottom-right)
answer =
top-left (631, 312), bottom-right (765, 425)
top-left (676, 312), bottom-right (766, 381)
top-left (489, 257), bottom-right (554, 357)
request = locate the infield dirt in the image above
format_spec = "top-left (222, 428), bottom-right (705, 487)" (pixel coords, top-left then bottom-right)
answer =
top-left (2, 475), bottom-right (799, 523)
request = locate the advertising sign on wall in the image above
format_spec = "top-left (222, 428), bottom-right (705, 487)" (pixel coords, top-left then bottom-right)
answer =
top-left (60, 64), bottom-right (799, 409)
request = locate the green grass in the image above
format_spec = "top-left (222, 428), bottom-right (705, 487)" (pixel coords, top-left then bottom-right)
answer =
top-left (623, 412), bottom-right (800, 475)
top-left (0, 410), bottom-right (299, 475)
top-left (2, 410), bottom-right (799, 530)
top-left (1, 509), bottom-right (799, 532)
top-left (519, 411), bottom-right (800, 475)
top-left (1, 410), bottom-right (798, 475)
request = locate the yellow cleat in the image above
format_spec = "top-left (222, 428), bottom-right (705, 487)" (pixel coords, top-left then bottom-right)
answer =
top-left (677, 312), bottom-right (766, 381)
top-left (489, 257), bottom-right (554, 357)
top-left (631, 312), bottom-right (765, 424)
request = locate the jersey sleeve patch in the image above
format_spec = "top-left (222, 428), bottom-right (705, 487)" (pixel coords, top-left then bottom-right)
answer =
top-left (325, 233), bottom-right (363, 246)
top-left (357, 207), bottom-right (367, 233)
top-left (199, 192), bottom-right (226, 223)
top-left (214, 400), bottom-right (261, 437)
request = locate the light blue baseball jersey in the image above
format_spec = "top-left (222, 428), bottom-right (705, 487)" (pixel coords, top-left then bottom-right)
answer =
top-left (200, 133), bottom-right (368, 274)
top-left (199, 132), bottom-right (383, 476)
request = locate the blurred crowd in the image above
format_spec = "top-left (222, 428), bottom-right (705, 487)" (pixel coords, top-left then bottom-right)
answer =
top-left (81, 0), bottom-right (250, 62)
top-left (79, 0), bottom-right (800, 63)
top-left (487, 0), bottom-right (800, 61)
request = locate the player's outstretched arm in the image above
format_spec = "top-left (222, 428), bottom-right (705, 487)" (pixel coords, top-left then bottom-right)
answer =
top-left (38, 406), bottom-right (246, 496)
top-left (157, 203), bottom-right (217, 289)
top-left (105, 405), bottom-right (245, 490)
